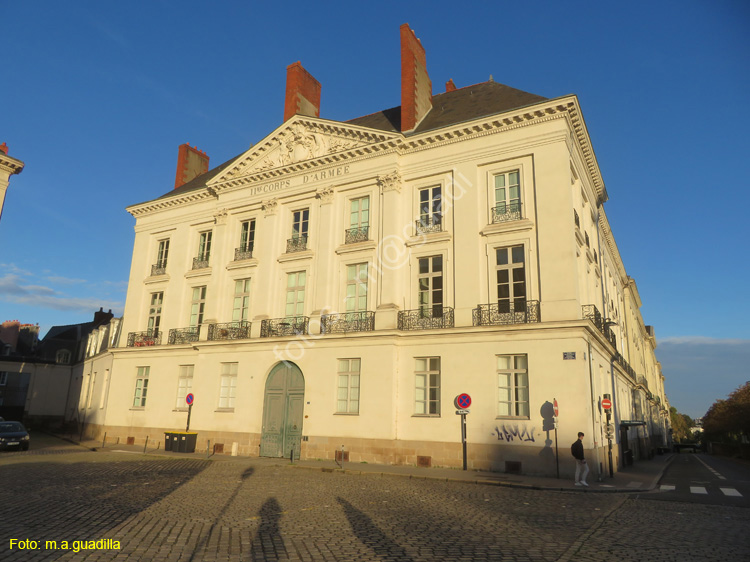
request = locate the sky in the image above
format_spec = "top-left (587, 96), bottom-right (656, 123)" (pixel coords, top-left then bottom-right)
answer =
top-left (1, 1), bottom-right (748, 418)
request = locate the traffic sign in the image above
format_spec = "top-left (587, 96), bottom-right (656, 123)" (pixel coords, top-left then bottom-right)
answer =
top-left (602, 398), bottom-right (612, 410)
top-left (186, 393), bottom-right (194, 406)
top-left (553, 398), bottom-right (559, 417)
top-left (455, 393), bottom-right (472, 409)
top-left (455, 409), bottom-right (470, 415)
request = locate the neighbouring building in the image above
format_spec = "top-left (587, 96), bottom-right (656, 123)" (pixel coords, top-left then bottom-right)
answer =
top-left (0, 142), bottom-right (24, 222)
top-left (80, 24), bottom-right (670, 477)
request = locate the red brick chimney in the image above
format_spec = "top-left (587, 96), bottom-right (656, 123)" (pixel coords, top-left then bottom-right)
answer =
top-left (174, 143), bottom-right (209, 189)
top-left (400, 24), bottom-right (432, 132)
top-left (445, 79), bottom-right (457, 92)
top-left (284, 62), bottom-right (321, 122)
top-left (0, 142), bottom-right (8, 155)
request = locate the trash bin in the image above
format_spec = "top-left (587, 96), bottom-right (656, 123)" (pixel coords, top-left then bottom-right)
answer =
top-left (177, 432), bottom-right (198, 453)
top-left (164, 432), bottom-right (176, 451)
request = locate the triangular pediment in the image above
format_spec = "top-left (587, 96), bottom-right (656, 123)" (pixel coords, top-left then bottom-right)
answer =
top-left (210, 116), bottom-right (401, 186)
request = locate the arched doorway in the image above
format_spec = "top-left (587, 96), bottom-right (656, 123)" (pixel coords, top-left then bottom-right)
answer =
top-left (260, 361), bottom-right (305, 458)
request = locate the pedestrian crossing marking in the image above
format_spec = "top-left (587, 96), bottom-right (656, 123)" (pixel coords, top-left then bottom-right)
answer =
top-left (720, 488), bottom-right (742, 497)
top-left (690, 486), bottom-right (708, 494)
top-left (660, 484), bottom-right (743, 497)
top-left (660, 485), bottom-right (675, 491)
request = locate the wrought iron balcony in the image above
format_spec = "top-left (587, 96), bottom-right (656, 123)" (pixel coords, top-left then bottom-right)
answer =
top-left (321, 311), bottom-right (375, 334)
top-left (192, 254), bottom-right (210, 270)
top-left (582, 304), bottom-right (617, 350)
top-left (345, 226), bottom-right (369, 244)
top-left (614, 352), bottom-right (637, 379)
top-left (491, 201), bottom-right (522, 223)
top-left (168, 327), bottom-right (200, 345)
top-left (150, 260), bottom-right (167, 276)
top-left (472, 300), bottom-right (541, 326)
top-left (398, 307), bottom-right (454, 331)
top-left (286, 236), bottom-right (308, 253)
top-left (574, 209), bottom-right (580, 228)
top-left (207, 321), bottom-right (251, 341)
top-left (234, 246), bottom-right (253, 261)
top-left (260, 316), bottom-right (309, 337)
top-left (127, 330), bottom-right (161, 347)
top-left (415, 217), bottom-right (442, 235)
top-left (585, 232), bottom-right (590, 248)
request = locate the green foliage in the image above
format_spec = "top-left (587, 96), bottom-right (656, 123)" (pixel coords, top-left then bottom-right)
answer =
top-left (670, 406), bottom-right (695, 442)
top-left (703, 382), bottom-right (750, 441)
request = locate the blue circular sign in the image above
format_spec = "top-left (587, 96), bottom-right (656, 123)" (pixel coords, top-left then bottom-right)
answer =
top-left (186, 393), bottom-right (194, 406)
top-left (456, 393), bottom-right (471, 409)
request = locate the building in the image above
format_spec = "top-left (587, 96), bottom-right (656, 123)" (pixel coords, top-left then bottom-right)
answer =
top-left (82, 24), bottom-right (670, 477)
top-left (0, 142), bottom-right (24, 222)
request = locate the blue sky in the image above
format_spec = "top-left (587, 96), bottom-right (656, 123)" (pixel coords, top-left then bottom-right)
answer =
top-left (1, 1), bottom-right (748, 418)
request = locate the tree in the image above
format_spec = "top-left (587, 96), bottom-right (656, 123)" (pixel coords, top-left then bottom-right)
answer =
top-left (670, 406), bottom-right (694, 442)
top-left (703, 382), bottom-right (750, 441)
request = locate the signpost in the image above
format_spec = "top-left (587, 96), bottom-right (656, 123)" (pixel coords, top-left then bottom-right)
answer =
top-left (454, 394), bottom-right (471, 470)
top-left (603, 394), bottom-right (613, 477)
top-left (553, 398), bottom-right (559, 478)
top-left (186, 393), bottom-right (194, 432)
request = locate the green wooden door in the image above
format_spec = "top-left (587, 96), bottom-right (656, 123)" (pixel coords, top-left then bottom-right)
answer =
top-left (260, 362), bottom-right (305, 458)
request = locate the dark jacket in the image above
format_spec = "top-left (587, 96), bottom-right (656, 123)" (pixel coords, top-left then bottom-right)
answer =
top-left (571, 439), bottom-right (584, 460)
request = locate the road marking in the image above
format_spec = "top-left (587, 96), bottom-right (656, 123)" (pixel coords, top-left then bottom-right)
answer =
top-left (720, 488), bottom-right (743, 497)
top-left (690, 486), bottom-right (708, 494)
top-left (696, 456), bottom-right (727, 480)
top-left (660, 485), bottom-right (676, 491)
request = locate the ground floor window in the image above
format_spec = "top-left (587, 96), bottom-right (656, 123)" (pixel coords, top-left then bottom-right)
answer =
top-left (337, 359), bottom-right (361, 414)
top-left (415, 357), bottom-right (440, 415)
top-left (133, 367), bottom-right (149, 408)
top-left (219, 363), bottom-right (238, 409)
top-left (497, 355), bottom-right (529, 417)
top-left (176, 365), bottom-right (194, 409)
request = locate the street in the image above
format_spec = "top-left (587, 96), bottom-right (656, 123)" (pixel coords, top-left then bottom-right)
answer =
top-left (0, 440), bottom-right (748, 561)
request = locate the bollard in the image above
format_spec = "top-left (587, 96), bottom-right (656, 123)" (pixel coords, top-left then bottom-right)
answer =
top-left (206, 439), bottom-right (211, 459)
top-left (290, 446), bottom-right (294, 464)
top-left (102, 432), bottom-right (107, 449)
top-left (143, 436), bottom-right (149, 454)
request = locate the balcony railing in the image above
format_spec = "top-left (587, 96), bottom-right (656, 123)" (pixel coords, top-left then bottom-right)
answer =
top-left (614, 351), bottom-right (637, 380)
top-left (127, 330), bottom-right (162, 347)
top-left (192, 254), bottom-right (210, 270)
top-left (150, 260), bottom-right (167, 276)
top-left (574, 209), bottom-right (580, 228)
top-left (398, 307), bottom-right (454, 331)
top-left (260, 316), bottom-right (309, 337)
top-left (492, 201), bottom-right (522, 223)
top-left (345, 226), bottom-right (369, 244)
top-left (207, 321), bottom-right (251, 341)
top-left (472, 300), bottom-right (541, 326)
top-left (321, 311), bottom-right (375, 334)
top-left (286, 236), bottom-right (308, 253)
top-left (582, 304), bottom-right (617, 350)
top-left (168, 327), bottom-right (200, 345)
top-left (415, 217), bottom-right (442, 235)
top-left (234, 246), bottom-right (253, 261)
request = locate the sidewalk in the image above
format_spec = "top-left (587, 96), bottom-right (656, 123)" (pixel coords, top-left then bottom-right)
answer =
top-left (57, 433), bottom-right (674, 493)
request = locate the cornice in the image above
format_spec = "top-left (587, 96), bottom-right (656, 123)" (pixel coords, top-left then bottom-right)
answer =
top-left (0, 154), bottom-right (25, 175)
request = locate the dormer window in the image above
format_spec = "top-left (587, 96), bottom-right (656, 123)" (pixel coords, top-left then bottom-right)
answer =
top-left (56, 349), bottom-right (71, 364)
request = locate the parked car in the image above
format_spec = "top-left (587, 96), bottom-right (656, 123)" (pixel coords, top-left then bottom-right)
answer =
top-left (0, 421), bottom-right (30, 451)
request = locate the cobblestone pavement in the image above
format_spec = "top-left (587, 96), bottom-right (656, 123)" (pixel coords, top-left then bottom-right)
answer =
top-left (1, 453), bottom-right (748, 561)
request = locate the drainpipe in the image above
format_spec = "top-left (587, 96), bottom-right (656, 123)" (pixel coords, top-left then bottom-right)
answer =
top-left (587, 341), bottom-right (602, 481)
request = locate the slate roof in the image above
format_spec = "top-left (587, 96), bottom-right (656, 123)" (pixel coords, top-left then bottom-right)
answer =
top-left (146, 81), bottom-right (547, 204)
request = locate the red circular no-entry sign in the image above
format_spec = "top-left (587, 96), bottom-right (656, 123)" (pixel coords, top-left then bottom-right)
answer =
top-left (602, 398), bottom-right (612, 410)
top-left (553, 399), bottom-right (559, 417)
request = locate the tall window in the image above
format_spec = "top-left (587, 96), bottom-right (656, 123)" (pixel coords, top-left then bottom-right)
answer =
top-left (176, 365), bottom-right (194, 409)
top-left (233, 279), bottom-right (251, 322)
top-left (418, 256), bottom-right (443, 316)
top-left (350, 196), bottom-right (369, 228)
top-left (0, 372), bottom-right (6, 386)
top-left (198, 231), bottom-right (212, 261)
top-left (292, 209), bottom-right (309, 239)
top-left (493, 171), bottom-right (521, 219)
top-left (190, 286), bottom-right (207, 327)
top-left (133, 367), bottom-right (149, 408)
top-left (99, 369), bottom-right (110, 409)
top-left (497, 355), bottom-right (529, 417)
top-left (337, 358), bottom-right (361, 414)
top-left (285, 271), bottom-right (306, 317)
top-left (419, 186), bottom-right (442, 227)
top-left (218, 363), bottom-right (237, 409)
top-left (346, 264), bottom-right (368, 312)
top-left (148, 292), bottom-right (163, 335)
top-left (86, 373), bottom-right (96, 409)
top-left (157, 239), bottom-right (170, 268)
top-left (240, 219), bottom-right (256, 252)
top-left (496, 246), bottom-right (526, 313)
top-left (415, 357), bottom-right (440, 415)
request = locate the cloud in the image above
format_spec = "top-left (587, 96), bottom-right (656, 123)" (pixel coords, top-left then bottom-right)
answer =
top-left (657, 337), bottom-right (750, 419)
top-left (45, 276), bottom-right (88, 285)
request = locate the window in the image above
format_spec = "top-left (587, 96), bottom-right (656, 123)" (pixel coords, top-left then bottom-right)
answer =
top-left (337, 358), bottom-right (360, 414)
top-left (415, 357), bottom-right (440, 415)
top-left (55, 349), bottom-right (71, 364)
top-left (418, 256), bottom-right (443, 316)
top-left (198, 231), bottom-right (212, 261)
top-left (496, 246), bottom-right (525, 313)
top-left (285, 271), bottom-right (306, 317)
top-left (190, 286), bottom-right (207, 327)
top-left (232, 279), bottom-right (251, 322)
top-left (0, 372), bottom-right (7, 386)
top-left (148, 292), bottom-right (163, 335)
top-left (350, 196), bottom-right (369, 228)
top-left (100, 369), bottom-right (110, 409)
top-left (218, 363), bottom-right (237, 409)
top-left (240, 219), bottom-right (256, 252)
top-left (176, 365), bottom-right (194, 409)
top-left (345, 264), bottom-right (368, 312)
top-left (157, 239), bottom-right (170, 268)
top-left (497, 355), bottom-right (529, 417)
top-left (86, 373), bottom-right (96, 409)
top-left (292, 209), bottom-right (309, 239)
top-left (133, 367), bottom-right (149, 408)
top-left (418, 186), bottom-right (442, 229)
top-left (493, 171), bottom-right (521, 221)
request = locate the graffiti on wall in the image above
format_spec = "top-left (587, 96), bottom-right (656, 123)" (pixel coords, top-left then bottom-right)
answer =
top-left (492, 423), bottom-right (536, 443)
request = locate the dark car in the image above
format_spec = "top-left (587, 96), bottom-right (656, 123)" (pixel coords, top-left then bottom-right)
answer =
top-left (0, 421), bottom-right (30, 451)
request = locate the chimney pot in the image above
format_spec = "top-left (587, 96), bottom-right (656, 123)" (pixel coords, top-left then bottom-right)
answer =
top-left (0, 142), bottom-right (8, 155)
top-left (445, 79), bottom-right (457, 92)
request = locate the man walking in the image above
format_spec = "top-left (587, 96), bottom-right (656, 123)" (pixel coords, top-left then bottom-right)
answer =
top-left (571, 431), bottom-right (589, 486)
